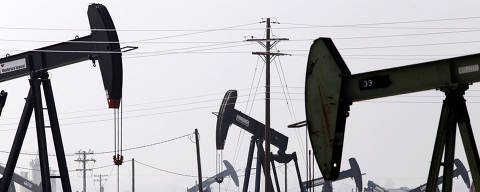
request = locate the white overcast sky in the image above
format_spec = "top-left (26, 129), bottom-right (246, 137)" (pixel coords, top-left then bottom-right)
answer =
top-left (1, 0), bottom-right (480, 191)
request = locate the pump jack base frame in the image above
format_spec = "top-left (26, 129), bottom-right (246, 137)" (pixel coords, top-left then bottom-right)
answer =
top-left (242, 136), bottom-right (306, 192)
top-left (426, 85), bottom-right (480, 192)
top-left (0, 73), bottom-right (72, 192)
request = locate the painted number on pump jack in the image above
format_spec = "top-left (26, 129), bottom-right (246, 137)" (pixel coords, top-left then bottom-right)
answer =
top-left (359, 75), bottom-right (391, 90)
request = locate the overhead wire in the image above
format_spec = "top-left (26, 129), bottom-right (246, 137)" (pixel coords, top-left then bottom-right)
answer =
top-left (230, 56), bottom-right (261, 172)
top-left (0, 132), bottom-right (193, 156)
top-left (0, 89), bottom-right (298, 123)
top-left (5, 28), bottom-right (480, 46)
top-left (2, 15), bottom-right (480, 32)
top-left (134, 159), bottom-right (205, 178)
top-left (281, 16), bottom-right (480, 27)
top-left (0, 97), bottom-right (304, 132)
top-left (0, 93), bottom-right (298, 127)
top-left (126, 22), bottom-right (260, 43)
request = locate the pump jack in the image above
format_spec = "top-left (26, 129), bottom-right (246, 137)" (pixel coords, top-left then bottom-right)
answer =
top-left (187, 160), bottom-right (239, 192)
top-left (215, 90), bottom-right (305, 192)
top-left (302, 158), bottom-right (363, 191)
top-left (303, 37), bottom-right (480, 192)
top-left (364, 159), bottom-right (471, 192)
top-left (0, 4), bottom-right (123, 192)
top-left (0, 164), bottom-right (42, 192)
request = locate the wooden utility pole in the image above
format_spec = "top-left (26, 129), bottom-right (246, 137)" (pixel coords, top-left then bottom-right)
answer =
top-left (132, 158), bottom-right (135, 192)
top-left (195, 129), bottom-right (203, 192)
top-left (247, 18), bottom-right (289, 191)
top-left (75, 150), bottom-right (95, 192)
top-left (94, 174), bottom-right (108, 192)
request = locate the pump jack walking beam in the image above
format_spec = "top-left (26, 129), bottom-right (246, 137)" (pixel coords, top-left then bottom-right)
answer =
top-left (0, 4), bottom-right (123, 192)
top-left (303, 37), bottom-right (480, 191)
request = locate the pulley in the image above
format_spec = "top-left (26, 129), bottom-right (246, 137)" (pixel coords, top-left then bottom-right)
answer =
top-left (113, 100), bottom-right (124, 165)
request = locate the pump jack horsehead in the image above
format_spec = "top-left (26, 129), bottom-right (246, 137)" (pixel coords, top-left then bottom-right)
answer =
top-left (0, 4), bottom-right (125, 192)
top-left (303, 37), bottom-right (480, 192)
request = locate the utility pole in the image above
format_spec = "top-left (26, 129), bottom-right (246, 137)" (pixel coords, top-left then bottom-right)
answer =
top-left (195, 129), bottom-right (203, 192)
top-left (94, 174), bottom-right (108, 192)
top-left (75, 150), bottom-right (95, 192)
top-left (246, 18), bottom-right (289, 192)
top-left (132, 158), bottom-right (135, 192)
top-left (285, 163), bottom-right (287, 192)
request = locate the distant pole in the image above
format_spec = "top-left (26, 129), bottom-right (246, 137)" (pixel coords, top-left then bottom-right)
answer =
top-left (285, 163), bottom-right (287, 192)
top-left (83, 152), bottom-right (86, 192)
top-left (75, 150), bottom-right (95, 192)
top-left (132, 158), bottom-right (135, 192)
top-left (94, 174), bottom-right (107, 192)
top-left (312, 152), bottom-right (314, 192)
top-left (306, 128), bottom-right (308, 190)
top-left (307, 150), bottom-right (312, 191)
top-left (195, 129), bottom-right (203, 192)
top-left (117, 166), bottom-right (120, 192)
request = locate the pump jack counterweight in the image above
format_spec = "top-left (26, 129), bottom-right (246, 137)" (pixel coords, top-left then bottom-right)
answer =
top-left (0, 4), bottom-right (124, 192)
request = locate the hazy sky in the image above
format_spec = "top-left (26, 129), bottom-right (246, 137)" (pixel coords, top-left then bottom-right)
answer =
top-left (1, 0), bottom-right (480, 191)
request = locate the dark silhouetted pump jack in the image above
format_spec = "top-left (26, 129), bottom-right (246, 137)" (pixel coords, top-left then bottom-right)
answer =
top-left (364, 159), bottom-right (471, 191)
top-left (303, 37), bottom-right (480, 192)
top-left (0, 4), bottom-right (125, 192)
top-left (215, 90), bottom-right (305, 192)
top-left (302, 158), bottom-right (363, 192)
top-left (187, 160), bottom-right (239, 192)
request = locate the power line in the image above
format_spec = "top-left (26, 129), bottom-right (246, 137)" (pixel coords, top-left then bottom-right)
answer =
top-left (125, 41), bottom-right (252, 56)
top-left (4, 28), bottom-right (480, 46)
top-left (124, 43), bottom-right (257, 59)
top-left (0, 132), bottom-right (193, 156)
top-left (6, 39), bottom-right (480, 60)
top-left (134, 159), bottom-right (203, 178)
top-left (126, 22), bottom-right (260, 43)
top-left (281, 16), bottom-right (480, 27)
top-left (2, 15), bottom-right (480, 32)
top-left (93, 132), bottom-right (193, 155)
top-left (0, 92), bottom-right (300, 127)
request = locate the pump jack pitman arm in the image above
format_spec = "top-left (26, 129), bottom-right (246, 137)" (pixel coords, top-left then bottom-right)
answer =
top-left (305, 37), bottom-right (480, 180)
top-left (216, 90), bottom-right (288, 152)
top-left (0, 3), bottom-right (122, 108)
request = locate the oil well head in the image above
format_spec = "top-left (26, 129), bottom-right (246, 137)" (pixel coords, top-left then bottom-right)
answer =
top-left (216, 90), bottom-right (238, 150)
top-left (223, 160), bottom-right (240, 187)
top-left (455, 159), bottom-right (471, 188)
top-left (348, 158), bottom-right (363, 191)
top-left (305, 37), bottom-right (351, 179)
top-left (87, 3), bottom-right (123, 108)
